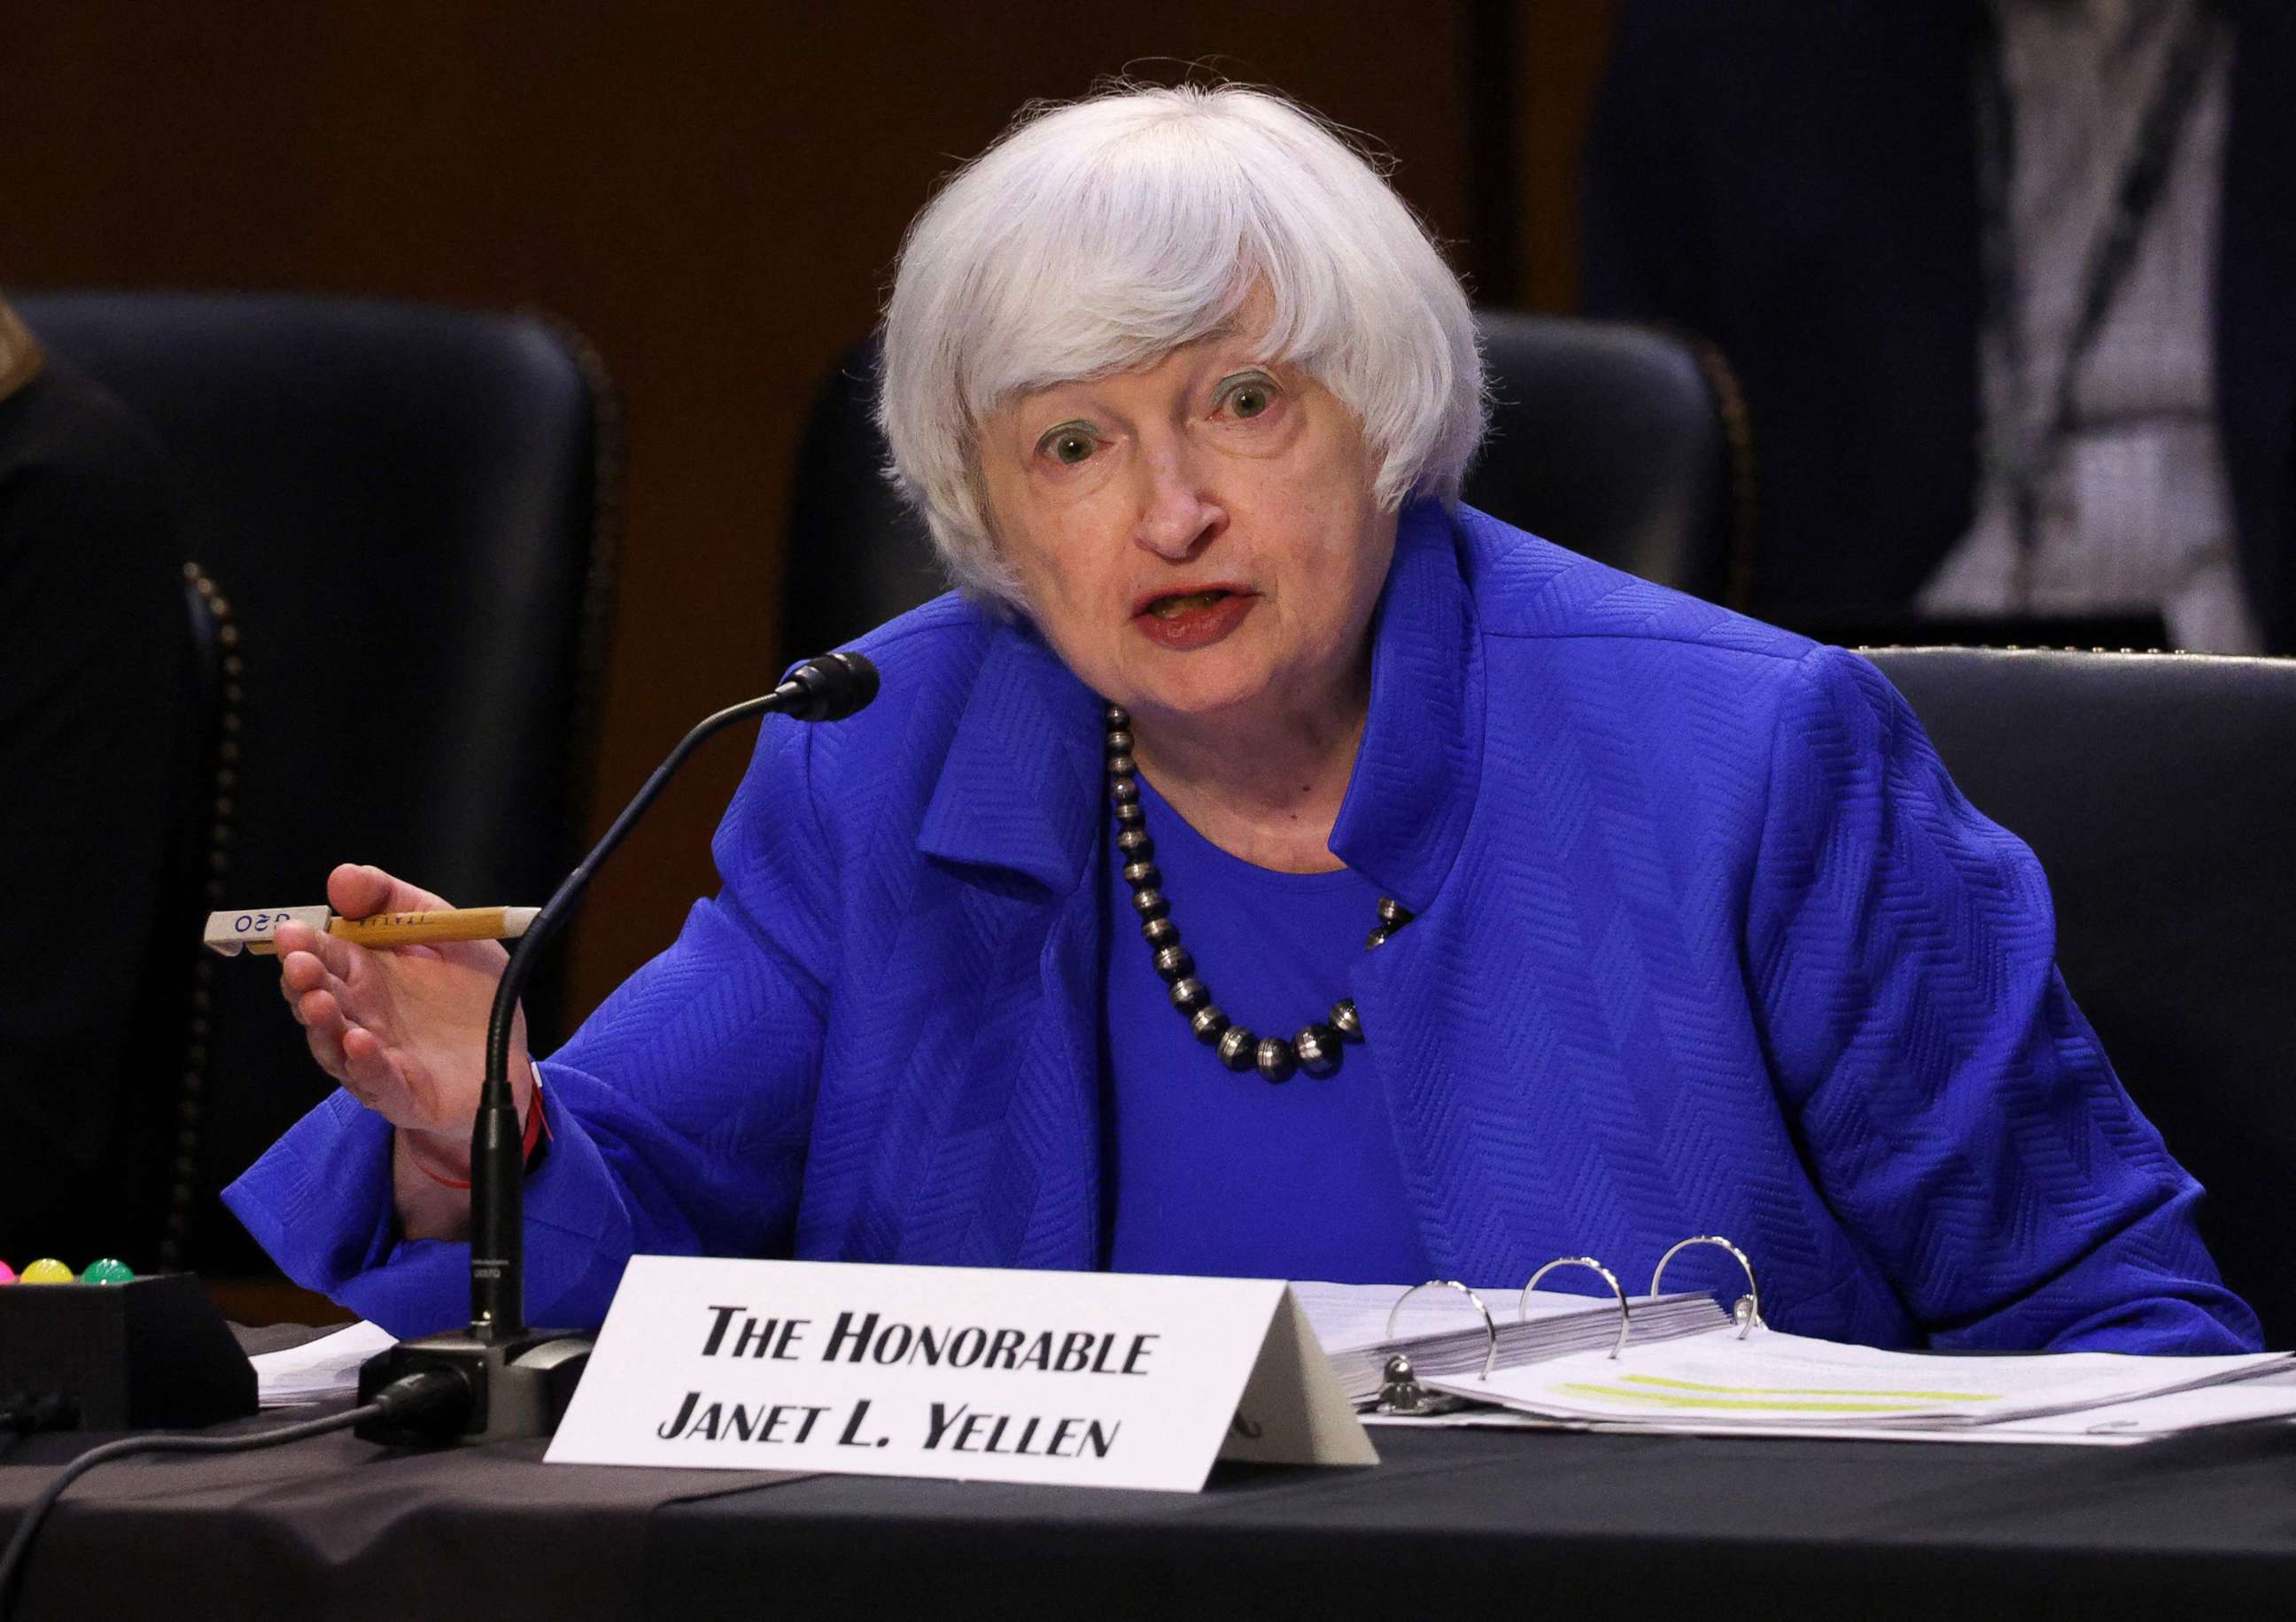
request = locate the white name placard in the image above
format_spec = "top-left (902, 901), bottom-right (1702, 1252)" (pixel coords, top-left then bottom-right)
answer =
top-left (545, 1256), bottom-right (1377, 1492)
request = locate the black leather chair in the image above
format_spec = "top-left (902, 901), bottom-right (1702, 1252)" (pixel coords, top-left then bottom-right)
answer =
top-left (116, 563), bottom-right (232, 1271)
top-left (783, 337), bottom-right (945, 664)
top-left (1471, 312), bottom-right (1744, 605)
top-left (1864, 647), bottom-right (2296, 1346)
top-left (15, 291), bottom-right (621, 1274)
top-left (781, 314), bottom-right (1745, 660)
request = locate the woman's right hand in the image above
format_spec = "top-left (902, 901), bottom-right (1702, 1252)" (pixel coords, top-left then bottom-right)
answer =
top-left (275, 862), bottom-right (533, 1233)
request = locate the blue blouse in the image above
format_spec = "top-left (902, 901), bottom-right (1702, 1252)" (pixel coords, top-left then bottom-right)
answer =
top-left (1099, 773), bottom-right (1429, 1284)
top-left (223, 501), bottom-right (2261, 1354)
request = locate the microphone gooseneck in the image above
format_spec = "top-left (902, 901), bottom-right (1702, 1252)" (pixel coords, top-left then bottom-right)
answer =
top-left (468, 650), bottom-right (880, 1340)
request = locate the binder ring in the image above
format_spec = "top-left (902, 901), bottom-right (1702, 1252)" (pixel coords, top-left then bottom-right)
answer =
top-left (1384, 1278), bottom-right (1501, 1378)
top-left (1520, 1256), bottom-right (1630, 1360)
top-left (1648, 1235), bottom-right (1763, 1339)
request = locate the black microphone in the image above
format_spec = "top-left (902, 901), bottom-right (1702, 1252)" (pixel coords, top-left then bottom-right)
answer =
top-left (355, 651), bottom-right (880, 1445)
top-left (768, 649), bottom-right (880, 722)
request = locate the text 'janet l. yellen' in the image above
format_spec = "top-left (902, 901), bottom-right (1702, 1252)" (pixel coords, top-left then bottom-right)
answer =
top-left (649, 1305), bottom-right (1159, 1458)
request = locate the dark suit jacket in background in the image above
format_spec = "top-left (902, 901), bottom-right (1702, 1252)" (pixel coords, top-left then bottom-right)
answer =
top-left (0, 346), bottom-right (190, 1263)
top-left (1579, 0), bottom-right (2296, 648)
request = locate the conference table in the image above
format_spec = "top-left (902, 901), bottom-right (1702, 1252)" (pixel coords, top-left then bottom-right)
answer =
top-left (6, 1349), bottom-right (2296, 1620)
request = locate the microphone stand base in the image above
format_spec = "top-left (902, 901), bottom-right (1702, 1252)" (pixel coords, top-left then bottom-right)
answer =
top-left (354, 1329), bottom-right (593, 1447)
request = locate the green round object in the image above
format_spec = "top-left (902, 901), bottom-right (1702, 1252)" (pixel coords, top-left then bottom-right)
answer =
top-left (81, 1258), bottom-right (136, 1284)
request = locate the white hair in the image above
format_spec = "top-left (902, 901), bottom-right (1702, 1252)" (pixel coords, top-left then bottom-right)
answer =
top-left (876, 83), bottom-right (1486, 606)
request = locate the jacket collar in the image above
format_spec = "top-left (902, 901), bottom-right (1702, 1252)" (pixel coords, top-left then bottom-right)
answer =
top-left (1330, 501), bottom-right (1486, 913)
top-left (916, 616), bottom-right (1105, 893)
top-left (915, 499), bottom-right (1485, 911)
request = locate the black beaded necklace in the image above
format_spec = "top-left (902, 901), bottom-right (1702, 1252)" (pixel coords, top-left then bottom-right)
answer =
top-left (1105, 702), bottom-right (1412, 1083)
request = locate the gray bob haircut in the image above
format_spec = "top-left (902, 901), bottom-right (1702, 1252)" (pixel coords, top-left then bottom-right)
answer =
top-left (876, 83), bottom-right (1487, 606)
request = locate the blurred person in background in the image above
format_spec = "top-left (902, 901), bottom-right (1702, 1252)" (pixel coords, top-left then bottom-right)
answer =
top-left (1582, 1), bottom-right (2295, 652)
top-left (0, 291), bottom-right (192, 1266)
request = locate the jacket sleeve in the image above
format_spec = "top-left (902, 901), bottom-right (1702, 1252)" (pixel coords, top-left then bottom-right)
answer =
top-left (223, 715), bottom-right (838, 1338)
top-left (1744, 644), bottom-right (2261, 1354)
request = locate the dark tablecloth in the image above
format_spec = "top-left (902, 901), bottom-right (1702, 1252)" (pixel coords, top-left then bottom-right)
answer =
top-left (7, 1409), bottom-right (2296, 1619)
top-left (641, 1422), bottom-right (2296, 1618)
top-left (0, 1401), bottom-right (795, 1621)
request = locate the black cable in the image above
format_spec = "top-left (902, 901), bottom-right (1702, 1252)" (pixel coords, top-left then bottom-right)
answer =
top-left (0, 1368), bottom-right (469, 1618)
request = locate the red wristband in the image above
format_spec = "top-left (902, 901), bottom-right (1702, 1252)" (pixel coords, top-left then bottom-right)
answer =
top-left (407, 1079), bottom-right (550, 1191)
top-left (524, 1078), bottom-right (552, 1160)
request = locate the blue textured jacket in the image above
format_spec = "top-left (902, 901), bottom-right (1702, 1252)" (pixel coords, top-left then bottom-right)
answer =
top-left (225, 502), bottom-right (2261, 1351)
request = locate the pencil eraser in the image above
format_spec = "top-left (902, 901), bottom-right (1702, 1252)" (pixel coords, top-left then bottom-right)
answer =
top-left (203, 905), bottom-right (331, 956)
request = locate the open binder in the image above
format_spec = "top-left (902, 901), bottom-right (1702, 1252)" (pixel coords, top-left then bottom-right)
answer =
top-left (1294, 1236), bottom-right (1758, 1410)
top-left (1307, 1234), bottom-right (2296, 1441)
top-left (1430, 1323), bottom-right (2293, 1435)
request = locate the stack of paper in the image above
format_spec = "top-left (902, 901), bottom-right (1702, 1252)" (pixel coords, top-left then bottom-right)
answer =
top-left (1421, 1323), bottom-right (2296, 1436)
top-left (1290, 1279), bottom-right (1732, 1407)
top-left (249, 1319), bottom-right (398, 1406)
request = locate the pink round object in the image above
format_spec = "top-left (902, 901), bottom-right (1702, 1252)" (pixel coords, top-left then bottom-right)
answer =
top-left (0, 1261), bottom-right (15, 1284)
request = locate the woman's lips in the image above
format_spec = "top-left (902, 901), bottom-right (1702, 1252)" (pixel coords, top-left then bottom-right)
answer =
top-left (1131, 588), bottom-right (1257, 650)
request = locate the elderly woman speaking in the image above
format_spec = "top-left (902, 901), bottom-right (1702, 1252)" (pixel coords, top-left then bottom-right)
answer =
top-left (229, 85), bottom-right (2257, 1354)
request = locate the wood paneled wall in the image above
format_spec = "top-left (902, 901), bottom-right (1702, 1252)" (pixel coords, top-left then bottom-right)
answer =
top-left (2, 1), bottom-right (1613, 1024)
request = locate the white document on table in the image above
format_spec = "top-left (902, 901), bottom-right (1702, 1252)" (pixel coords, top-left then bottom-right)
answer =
top-left (1380, 1367), bottom-right (2296, 1445)
top-left (1423, 1323), bottom-right (2292, 1435)
top-left (248, 1320), bottom-right (398, 1406)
